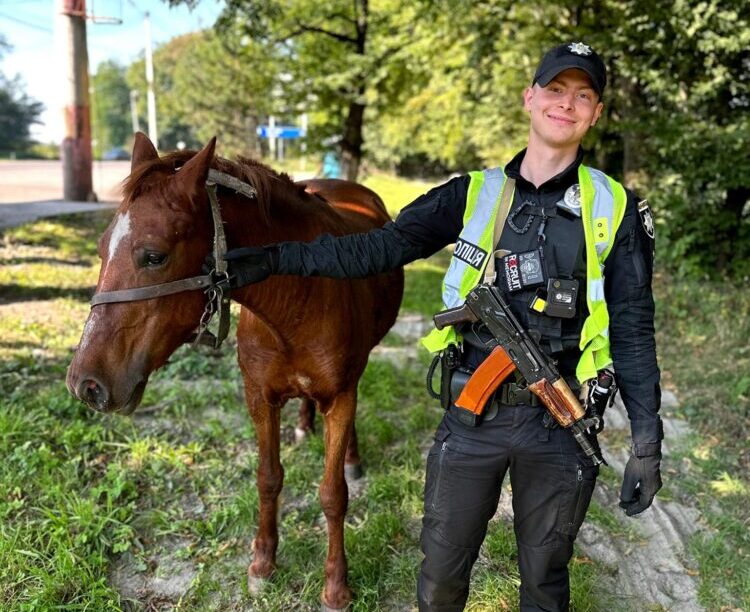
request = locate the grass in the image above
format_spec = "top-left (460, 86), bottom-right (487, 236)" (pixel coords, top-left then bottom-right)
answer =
top-left (652, 273), bottom-right (750, 611)
top-left (0, 175), bottom-right (747, 610)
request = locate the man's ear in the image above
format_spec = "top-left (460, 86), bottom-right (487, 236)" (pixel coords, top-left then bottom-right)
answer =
top-left (523, 86), bottom-right (535, 112)
top-left (591, 101), bottom-right (604, 127)
top-left (177, 137), bottom-right (217, 207)
top-left (131, 132), bottom-right (159, 170)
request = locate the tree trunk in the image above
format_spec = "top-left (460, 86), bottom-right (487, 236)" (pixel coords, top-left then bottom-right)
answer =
top-left (340, 0), bottom-right (368, 182)
top-left (341, 96), bottom-right (365, 181)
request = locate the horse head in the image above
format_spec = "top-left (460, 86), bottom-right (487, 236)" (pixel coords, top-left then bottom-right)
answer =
top-left (67, 133), bottom-right (219, 414)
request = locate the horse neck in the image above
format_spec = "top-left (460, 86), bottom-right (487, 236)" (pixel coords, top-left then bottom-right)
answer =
top-left (221, 180), bottom-right (335, 246)
top-left (218, 180), bottom-right (340, 330)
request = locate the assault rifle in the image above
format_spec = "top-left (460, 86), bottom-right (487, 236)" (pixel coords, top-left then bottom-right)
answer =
top-left (434, 283), bottom-right (606, 465)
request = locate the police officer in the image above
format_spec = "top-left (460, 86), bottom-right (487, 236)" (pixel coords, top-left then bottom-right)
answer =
top-left (223, 42), bottom-right (662, 612)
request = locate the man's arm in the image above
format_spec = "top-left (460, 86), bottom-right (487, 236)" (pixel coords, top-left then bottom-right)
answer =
top-left (225, 176), bottom-right (469, 285)
top-left (604, 191), bottom-right (663, 515)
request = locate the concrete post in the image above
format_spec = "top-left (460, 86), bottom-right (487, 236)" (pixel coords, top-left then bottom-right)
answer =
top-left (58, 0), bottom-right (94, 201)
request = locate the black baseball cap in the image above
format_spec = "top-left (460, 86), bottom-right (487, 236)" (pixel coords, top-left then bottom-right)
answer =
top-left (533, 42), bottom-right (607, 97)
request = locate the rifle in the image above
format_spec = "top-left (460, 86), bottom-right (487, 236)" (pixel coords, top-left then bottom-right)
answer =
top-left (434, 283), bottom-right (606, 465)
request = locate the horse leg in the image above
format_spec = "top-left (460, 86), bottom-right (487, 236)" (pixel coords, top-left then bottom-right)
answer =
top-left (344, 422), bottom-right (363, 482)
top-left (295, 397), bottom-right (316, 443)
top-left (246, 394), bottom-right (283, 588)
top-left (319, 388), bottom-right (356, 610)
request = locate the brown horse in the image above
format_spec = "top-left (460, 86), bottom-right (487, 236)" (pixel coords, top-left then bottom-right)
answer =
top-left (66, 133), bottom-right (404, 609)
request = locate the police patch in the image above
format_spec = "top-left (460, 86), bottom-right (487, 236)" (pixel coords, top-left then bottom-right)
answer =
top-left (637, 199), bottom-right (655, 239)
top-left (453, 239), bottom-right (488, 270)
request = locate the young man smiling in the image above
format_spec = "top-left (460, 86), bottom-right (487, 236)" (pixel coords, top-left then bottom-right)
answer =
top-left (225, 41), bottom-right (662, 611)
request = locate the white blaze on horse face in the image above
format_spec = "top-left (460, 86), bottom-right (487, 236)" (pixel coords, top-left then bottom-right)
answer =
top-left (108, 211), bottom-right (132, 264)
top-left (101, 211), bottom-right (132, 280)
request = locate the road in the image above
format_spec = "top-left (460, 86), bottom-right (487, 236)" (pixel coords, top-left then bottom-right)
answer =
top-left (0, 160), bottom-right (125, 229)
top-left (0, 160), bottom-right (316, 230)
top-left (0, 160), bottom-right (129, 204)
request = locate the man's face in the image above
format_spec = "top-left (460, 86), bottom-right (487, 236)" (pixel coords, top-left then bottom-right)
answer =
top-left (523, 68), bottom-right (604, 149)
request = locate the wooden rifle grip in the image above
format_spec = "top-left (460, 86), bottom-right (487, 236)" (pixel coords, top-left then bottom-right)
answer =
top-left (455, 346), bottom-right (516, 415)
top-left (527, 378), bottom-right (586, 427)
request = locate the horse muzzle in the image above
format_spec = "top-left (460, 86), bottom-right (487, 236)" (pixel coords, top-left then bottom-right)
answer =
top-left (67, 367), bottom-right (147, 415)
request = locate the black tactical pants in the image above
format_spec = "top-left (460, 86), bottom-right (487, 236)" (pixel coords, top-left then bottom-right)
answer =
top-left (417, 402), bottom-right (599, 612)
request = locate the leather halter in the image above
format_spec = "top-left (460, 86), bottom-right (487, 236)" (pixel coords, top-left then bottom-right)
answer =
top-left (90, 168), bottom-right (257, 350)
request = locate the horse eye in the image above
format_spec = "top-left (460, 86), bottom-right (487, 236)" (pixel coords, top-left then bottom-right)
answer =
top-left (144, 251), bottom-right (167, 267)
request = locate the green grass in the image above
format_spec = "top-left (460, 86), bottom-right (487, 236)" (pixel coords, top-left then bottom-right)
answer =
top-left (0, 174), bottom-right (747, 610)
top-left (363, 171), bottom-right (433, 216)
top-left (653, 274), bottom-right (750, 610)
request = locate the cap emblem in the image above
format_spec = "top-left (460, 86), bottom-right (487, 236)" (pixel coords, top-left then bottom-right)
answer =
top-left (568, 42), bottom-right (592, 56)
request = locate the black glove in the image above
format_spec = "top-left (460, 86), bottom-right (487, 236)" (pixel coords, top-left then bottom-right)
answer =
top-left (619, 444), bottom-right (662, 516)
top-left (222, 246), bottom-right (277, 288)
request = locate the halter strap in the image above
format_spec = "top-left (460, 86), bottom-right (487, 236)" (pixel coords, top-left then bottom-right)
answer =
top-left (90, 168), bottom-right (257, 350)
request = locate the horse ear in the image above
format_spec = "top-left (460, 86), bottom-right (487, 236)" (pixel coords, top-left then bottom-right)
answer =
top-left (131, 132), bottom-right (159, 170)
top-left (178, 137), bottom-right (217, 204)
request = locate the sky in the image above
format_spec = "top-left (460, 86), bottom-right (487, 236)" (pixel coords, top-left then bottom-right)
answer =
top-left (0, 0), bottom-right (224, 142)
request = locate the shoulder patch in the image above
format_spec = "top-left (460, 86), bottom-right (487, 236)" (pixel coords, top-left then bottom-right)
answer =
top-left (637, 199), bottom-right (655, 239)
top-left (453, 239), bottom-right (488, 270)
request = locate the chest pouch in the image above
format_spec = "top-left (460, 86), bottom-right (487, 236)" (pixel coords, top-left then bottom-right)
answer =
top-left (529, 278), bottom-right (579, 319)
top-left (499, 248), bottom-right (546, 293)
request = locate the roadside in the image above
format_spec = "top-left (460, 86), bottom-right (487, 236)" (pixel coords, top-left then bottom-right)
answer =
top-left (0, 160), bottom-right (126, 230)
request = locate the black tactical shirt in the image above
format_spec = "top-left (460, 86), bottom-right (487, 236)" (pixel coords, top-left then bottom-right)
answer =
top-left (277, 149), bottom-right (662, 446)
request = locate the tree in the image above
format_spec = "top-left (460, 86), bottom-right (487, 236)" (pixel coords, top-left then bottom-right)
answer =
top-left (127, 33), bottom-right (203, 151)
top-left (168, 30), bottom-right (278, 156)
top-left (610, 0), bottom-right (750, 276)
top-left (91, 60), bottom-right (131, 157)
top-left (0, 38), bottom-right (44, 156)
top-left (125, 30), bottom-right (278, 156)
top-left (203, 0), bottom-right (441, 180)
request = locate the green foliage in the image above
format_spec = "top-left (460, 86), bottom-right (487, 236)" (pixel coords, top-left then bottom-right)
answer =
top-left (91, 60), bottom-right (132, 158)
top-left (125, 30), bottom-right (279, 157)
top-left (129, 1), bottom-right (749, 275)
top-left (127, 34), bottom-right (204, 151)
top-left (0, 72), bottom-right (44, 157)
top-left (613, 0), bottom-right (750, 277)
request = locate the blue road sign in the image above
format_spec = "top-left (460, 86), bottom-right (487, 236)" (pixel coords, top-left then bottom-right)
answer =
top-left (256, 125), bottom-right (306, 139)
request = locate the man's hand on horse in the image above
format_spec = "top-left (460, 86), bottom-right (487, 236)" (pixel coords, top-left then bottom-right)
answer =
top-left (619, 442), bottom-right (662, 516)
top-left (222, 246), bottom-right (277, 288)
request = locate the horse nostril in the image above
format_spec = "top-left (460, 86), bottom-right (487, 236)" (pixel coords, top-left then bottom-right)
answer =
top-left (77, 378), bottom-right (109, 411)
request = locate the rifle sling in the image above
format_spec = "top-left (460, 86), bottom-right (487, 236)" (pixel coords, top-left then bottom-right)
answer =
top-left (483, 178), bottom-right (516, 284)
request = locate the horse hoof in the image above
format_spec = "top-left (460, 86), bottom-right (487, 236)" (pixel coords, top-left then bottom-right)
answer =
top-left (247, 574), bottom-right (267, 595)
top-left (294, 427), bottom-right (309, 443)
top-left (344, 463), bottom-right (363, 481)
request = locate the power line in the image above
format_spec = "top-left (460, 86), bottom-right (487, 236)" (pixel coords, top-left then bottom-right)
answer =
top-left (0, 10), bottom-right (52, 32)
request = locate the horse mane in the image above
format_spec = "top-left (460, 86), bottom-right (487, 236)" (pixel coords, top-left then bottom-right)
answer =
top-left (122, 150), bottom-right (308, 225)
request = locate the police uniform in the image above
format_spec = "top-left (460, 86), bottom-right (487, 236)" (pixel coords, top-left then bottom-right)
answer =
top-left (273, 147), bottom-right (661, 611)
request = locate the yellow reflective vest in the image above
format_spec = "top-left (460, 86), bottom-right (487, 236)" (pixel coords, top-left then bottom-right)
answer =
top-left (421, 165), bottom-right (627, 384)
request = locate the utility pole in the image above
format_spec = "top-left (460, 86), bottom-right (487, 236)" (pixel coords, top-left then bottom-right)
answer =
top-left (144, 12), bottom-right (158, 148)
top-left (129, 89), bottom-right (140, 134)
top-left (58, 0), bottom-right (94, 201)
